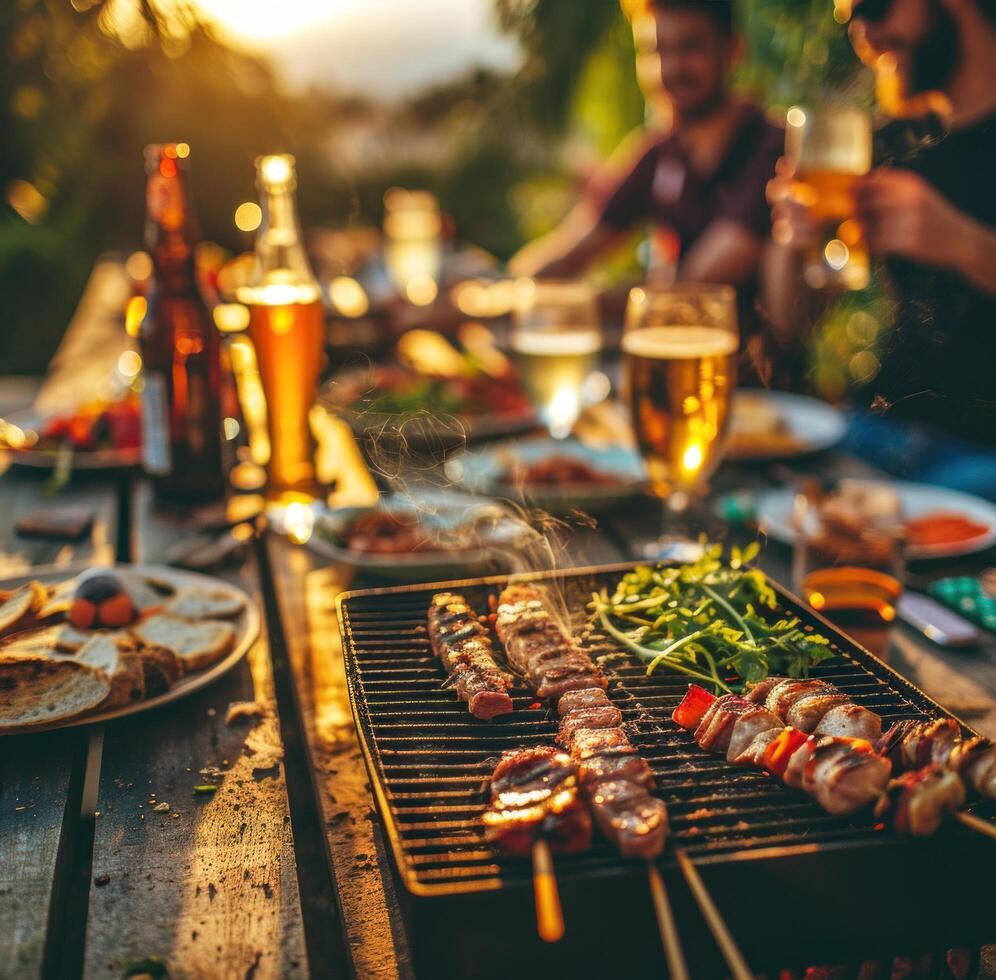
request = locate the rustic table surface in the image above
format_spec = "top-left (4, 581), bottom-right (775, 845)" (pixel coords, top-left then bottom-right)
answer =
top-left (2, 265), bottom-right (995, 979)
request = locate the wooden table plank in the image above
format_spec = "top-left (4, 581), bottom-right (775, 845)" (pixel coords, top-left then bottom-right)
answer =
top-left (0, 460), bottom-right (119, 980)
top-left (265, 535), bottom-right (413, 980)
top-left (82, 485), bottom-right (308, 980)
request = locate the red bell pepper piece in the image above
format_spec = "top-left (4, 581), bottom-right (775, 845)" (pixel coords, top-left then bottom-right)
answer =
top-left (762, 726), bottom-right (810, 778)
top-left (672, 684), bottom-right (717, 730)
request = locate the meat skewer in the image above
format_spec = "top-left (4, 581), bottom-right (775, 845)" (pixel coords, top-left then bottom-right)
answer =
top-left (673, 684), bottom-right (995, 837)
top-left (482, 744), bottom-right (591, 942)
top-left (495, 583), bottom-right (690, 977)
top-left (427, 592), bottom-right (513, 720)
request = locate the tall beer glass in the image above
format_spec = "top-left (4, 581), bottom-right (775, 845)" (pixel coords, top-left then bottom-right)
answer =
top-left (238, 154), bottom-right (325, 497)
top-left (511, 279), bottom-right (602, 439)
top-left (785, 106), bottom-right (873, 290)
top-left (623, 283), bottom-right (738, 514)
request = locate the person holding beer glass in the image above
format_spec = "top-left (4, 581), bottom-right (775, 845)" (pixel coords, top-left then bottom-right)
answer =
top-left (763, 0), bottom-right (996, 500)
top-left (510, 0), bottom-right (782, 307)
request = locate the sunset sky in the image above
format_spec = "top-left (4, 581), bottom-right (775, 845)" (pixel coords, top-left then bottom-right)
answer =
top-left (191, 0), bottom-right (520, 98)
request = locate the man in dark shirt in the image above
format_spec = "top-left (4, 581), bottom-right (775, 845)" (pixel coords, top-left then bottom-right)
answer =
top-left (510, 0), bottom-right (782, 295)
top-left (765, 0), bottom-right (996, 497)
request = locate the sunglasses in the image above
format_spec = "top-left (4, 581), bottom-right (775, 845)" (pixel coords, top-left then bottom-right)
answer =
top-left (850, 0), bottom-right (897, 23)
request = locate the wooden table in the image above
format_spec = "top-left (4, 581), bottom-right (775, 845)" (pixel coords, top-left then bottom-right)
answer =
top-left (3, 374), bottom-right (995, 978)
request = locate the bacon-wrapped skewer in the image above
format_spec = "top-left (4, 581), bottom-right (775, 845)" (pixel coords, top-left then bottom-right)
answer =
top-left (672, 684), bottom-right (979, 835)
top-left (427, 592), bottom-right (514, 720)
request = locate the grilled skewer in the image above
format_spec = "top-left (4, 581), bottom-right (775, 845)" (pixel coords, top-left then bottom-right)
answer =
top-left (427, 592), bottom-right (514, 720)
top-left (674, 684), bottom-right (993, 836)
top-left (495, 583), bottom-right (687, 975)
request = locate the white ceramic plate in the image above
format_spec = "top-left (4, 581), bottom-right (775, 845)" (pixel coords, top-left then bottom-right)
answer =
top-left (0, 408), bottom-right (141, 470)
top-left (307, 494), bottom-right (503, 582)
top-left (0, 564), bottom-right (259, 734)
top-left (726, 390), bottom-right (846, 461)
top-left (757, 481), bottom-right (996, 560)
top-left (445, 437), bottom-right (647, 515)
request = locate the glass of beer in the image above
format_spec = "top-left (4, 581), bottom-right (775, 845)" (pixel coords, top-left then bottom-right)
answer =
top-left (511, 278), bottom-right (602, 439)
top-left (622, 283), bottom-right (738, 518)
top-left (237, 154), bottom-right (326, 498)
top-left (785, 106), bottom-right (873, 290)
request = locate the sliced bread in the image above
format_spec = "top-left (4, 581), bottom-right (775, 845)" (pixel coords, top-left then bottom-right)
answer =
top-left (166, 587), bottom-right (245, 621)
top-left (0, 583), bottom-right (45, 638)
top-left (0, 622), bottom-right (92, 655)
top-left (132, 641), bottom-right (184, 696)
top-left (75, 634), bottom-right (144, 708)
top-left (117, 571), bottom-right (176, 612)
top-left (35, 577), bottom-right (77, 619)
top-left (133, 615), bottom-right (236, 672)
top-left (0, 655), bottom-right (110, 728)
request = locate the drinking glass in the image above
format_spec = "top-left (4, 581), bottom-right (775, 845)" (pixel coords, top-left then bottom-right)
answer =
top-left (383, 188), bottom-right (442, 306)
top-left (622, 283), bottom-right (738, 535)
top-left (791, 491), bottom-right (906, 658)
top-left (785, 106), bottom-right (873, 290)
top-left (511, 278), bottom-right (602, 439)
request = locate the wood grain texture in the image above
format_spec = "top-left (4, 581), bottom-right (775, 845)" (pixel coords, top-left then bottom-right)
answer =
top-left (82, 485), bottom-right (308, 979)
top-left (265, 535), bottom-right (414, 980)
top-left (0, 731), bottom-right (83, 980)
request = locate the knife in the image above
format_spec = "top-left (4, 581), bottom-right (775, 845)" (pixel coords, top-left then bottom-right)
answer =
top-left (896, 592), bottom-right (980, 648)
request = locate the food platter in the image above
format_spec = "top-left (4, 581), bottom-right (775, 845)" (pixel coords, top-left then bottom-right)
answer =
top-left (0, 407), bottom-right (142, 470)
top-left (726, 390), bottom-right (847, 461)
top-left (307, 494), bottom-right (503, 582)
top-left (445, 437), bottom-right (647, 514)
top-left (757, 480), bottom-right (996, 559)
top-left (0, 563), bottom-right (259, 735)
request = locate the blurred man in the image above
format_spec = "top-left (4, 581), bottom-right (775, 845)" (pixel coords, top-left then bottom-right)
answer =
top-left (765, 0), bottom-right (996, 497)
top-left (510, 0), bottom-right (782, 296)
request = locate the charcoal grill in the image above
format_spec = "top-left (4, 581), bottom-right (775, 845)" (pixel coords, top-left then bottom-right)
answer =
top-left (337, 564), bottom-right (996, 979)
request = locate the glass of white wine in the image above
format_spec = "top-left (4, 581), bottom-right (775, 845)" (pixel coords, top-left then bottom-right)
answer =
top-left (622, 283), bottom-right (739, 550)
top-left (510, 278), bottom-right (602, 439)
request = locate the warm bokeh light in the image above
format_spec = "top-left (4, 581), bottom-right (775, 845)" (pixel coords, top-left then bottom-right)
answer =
top-left (405, 275), bottom-right (438, 306)
top-left (234, 201), bottom-right (262, 232)
top-left (328, 276), bottom-right (369, 318)
top-left (213, 302), bottom-right (251, 333)
top-left (124, 250), bottom-right (153, 283)
top-left (283, 500), bottom-right (315, 544)
top-left (192, 0), bottom-right (343, 42)
top-left (7, 180), bottom-right (47, 223)
top-left (117, 350), bottom-right (142, 378)
top-left (223, 416), bottom-right (241, 440)
top-left (259, 154), bottom-right (294, 187)
top-left (786, 106), bottom-right (807, 129)
top-left (125, 296), bottom-right (148, 338)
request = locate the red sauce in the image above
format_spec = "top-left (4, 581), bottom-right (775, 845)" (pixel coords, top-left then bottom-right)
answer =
top-left (905, 511), bottom-right (988, 547)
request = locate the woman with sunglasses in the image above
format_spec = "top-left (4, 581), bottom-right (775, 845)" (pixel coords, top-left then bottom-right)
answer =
top-left (762, 0), bottom-right (996, 501)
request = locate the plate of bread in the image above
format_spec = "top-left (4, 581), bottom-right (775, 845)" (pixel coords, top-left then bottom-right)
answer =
top-left (0, 564), bottom-right (260, 734)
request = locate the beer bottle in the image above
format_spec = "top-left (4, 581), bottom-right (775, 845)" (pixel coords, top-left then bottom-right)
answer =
top-left (140, 143), bottom-right (225, 502)
top-left (238, 155), bottom-right (326, 497)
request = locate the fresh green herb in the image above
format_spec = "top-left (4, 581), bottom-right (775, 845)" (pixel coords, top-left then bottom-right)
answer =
top-left (590, 543), bottom-right (832, 693)
top-left (192, 784), bottom-right (218, 795)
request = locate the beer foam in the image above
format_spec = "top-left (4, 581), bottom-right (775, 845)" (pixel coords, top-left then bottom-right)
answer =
top-left (621, 326), bottom-right (738, 359)
top-left (510, 329), bottom-right (602, 356)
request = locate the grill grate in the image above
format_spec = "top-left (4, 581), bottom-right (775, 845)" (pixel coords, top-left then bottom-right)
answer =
top-left (338, 565), bottom-right (984, 896)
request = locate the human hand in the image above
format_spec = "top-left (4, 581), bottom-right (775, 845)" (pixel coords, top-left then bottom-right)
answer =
top-left (767, 157), bottom-right (820, 250)
top-left (853, 167), bottom-right (966, 267)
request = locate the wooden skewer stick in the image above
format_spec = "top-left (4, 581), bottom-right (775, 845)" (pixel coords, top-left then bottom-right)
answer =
top-left (675, 849), bottom-right (753, 980)
top-left (955, 809), bottom-right (996, 840)
top-left (532, 838), bottom-right (565, 943)
top-left (646, 863), bottom-right (690, 980)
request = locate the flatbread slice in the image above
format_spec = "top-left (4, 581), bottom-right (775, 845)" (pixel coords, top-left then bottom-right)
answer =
top-left (133, 615), bottom-right (236, 672)
top-left (166, 587), bottom-right (245, 621)
top-left (75, 635), bottom-right (144, 708)
top-left (0, 583), bottom-right (45, 638)
top-left (0, 655), bottom-right (110, 728)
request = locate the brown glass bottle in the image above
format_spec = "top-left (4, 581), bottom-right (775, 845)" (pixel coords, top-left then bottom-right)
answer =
top-left (139, 143), bottom-right (225, 502)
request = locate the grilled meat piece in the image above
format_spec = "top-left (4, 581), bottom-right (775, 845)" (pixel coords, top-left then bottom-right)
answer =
top-left (694, 694), bottom-right (753, 754)
top-left (950, 740), bottom-right (996, 799)
top-left (764, 679), bottom-right (838, 718)
top-left (725, 706), bottom-right (783, 765)
top-left (483, 746), bottom-right (592, 856)
top-left (802, 738), bottom-right (891, 816)
top-left (814, 702), bottom-right (882, 741)
top-left (588, 779), bottom-right (668, 859)
top-left (738, 726), bottom-right (783, 767)
top-left (576, 747), bottom-right (655, 789)
top-left (495, 584), bottom-right (606, 701)
top-left (875, 766), bottom-right (966, 836)
top-left (556, 706), bottom-right (624, 745)
top-left (428, 593), bottom-right (513, 720)
top-left (557, 687), bottom-right (613, 717)
top-left (785, 692), bottom-right (851, 732)
top-left (567, 726), bottom-right (631, 758)
top-left (783, 735), bottom-right (818, 788)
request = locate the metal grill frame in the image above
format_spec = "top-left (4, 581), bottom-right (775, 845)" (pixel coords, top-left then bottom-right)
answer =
top-left (336, 563), bottom-right (996, 976)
